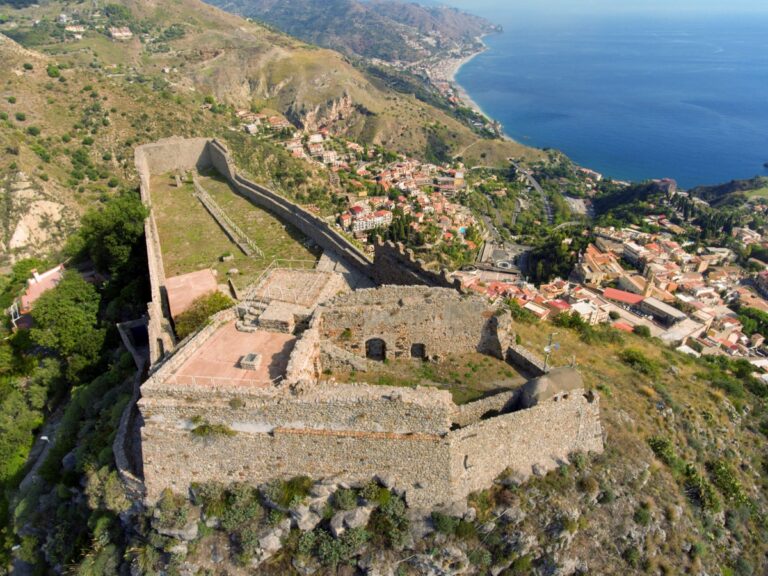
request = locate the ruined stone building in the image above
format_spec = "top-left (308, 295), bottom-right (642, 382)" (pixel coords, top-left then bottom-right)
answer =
top-left (135, 138), bottom-right (604, 509)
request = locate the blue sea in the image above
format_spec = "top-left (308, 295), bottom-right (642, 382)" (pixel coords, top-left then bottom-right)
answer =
top-left (454, 8), bottom-right (768, 188)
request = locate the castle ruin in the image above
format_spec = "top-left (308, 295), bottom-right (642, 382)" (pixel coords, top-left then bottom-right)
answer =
top-left (135, 138), bottom-right (604, 509)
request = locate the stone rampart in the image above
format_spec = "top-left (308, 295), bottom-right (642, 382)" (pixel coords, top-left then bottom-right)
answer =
top-left (140, 381), bottom-right (601, 508)
top-left (507, 343), bottom-right (549, 377)
top-left (141, 424), bottom-right (452, 508)
top-left (448, 391), bottom-right (603, 498)
top-left (207, 140), bottom-right (373, 278)
top-left (372, 239), bottom-right (463, 290)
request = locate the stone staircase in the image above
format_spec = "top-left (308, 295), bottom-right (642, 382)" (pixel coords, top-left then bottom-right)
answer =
top-left (236, 302), bottom-right (268, 333)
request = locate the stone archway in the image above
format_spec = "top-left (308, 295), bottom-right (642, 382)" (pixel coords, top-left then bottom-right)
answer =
top-left (365, 338), bottom-right (387, 361)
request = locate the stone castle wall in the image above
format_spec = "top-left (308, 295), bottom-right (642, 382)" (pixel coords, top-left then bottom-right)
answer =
top-left (141, 424), bottom-right (452, 508)
top-left (135, 139), bottom-right (213, 363)
top-left (447, 391), bottom-right (603, 498)
top-left (318, 286), bottom-right (510, 362)
top-left (372, 239), bottom-right (463, 291)
top-left (140, 380), bottom-right (601, 508)
top-left (135, 139), bottom-right (605, 511)
top-left (206, 140), bottom-right (373, 279)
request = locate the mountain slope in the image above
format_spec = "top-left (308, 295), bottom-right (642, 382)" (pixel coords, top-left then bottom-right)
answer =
top-left (1, 0), bottom-right (537, 168)
top-left (205, 0), bottom-right (499, 63)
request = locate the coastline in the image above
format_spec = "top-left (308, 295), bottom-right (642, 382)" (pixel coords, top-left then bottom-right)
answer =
top-left (449, 48), bottom-right (489, 118)
top-left (446, 35), bottom-right (525, 148)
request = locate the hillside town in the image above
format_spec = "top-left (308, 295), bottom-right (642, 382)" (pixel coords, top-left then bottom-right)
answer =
top-left (238, 109), bottom-right (478, 254)
top-left (228, 111), bottom-right (768, 379)
top-left (457, 220), bottom-right (768, 375)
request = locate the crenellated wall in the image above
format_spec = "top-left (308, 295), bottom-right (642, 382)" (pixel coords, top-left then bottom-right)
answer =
top-left (372, 238), bottom-right (463, 290)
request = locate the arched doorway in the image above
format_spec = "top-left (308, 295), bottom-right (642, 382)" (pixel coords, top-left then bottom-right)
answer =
top-left (365, 338), bottom-right (386, 361)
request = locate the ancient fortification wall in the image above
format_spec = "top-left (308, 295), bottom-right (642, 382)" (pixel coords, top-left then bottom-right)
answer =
top-left (372, 239), bottom-right (462, 290)
top-left (140, 378), bottom-right (601, 508)
top-left (139, 284), bottom-right (603, 509)
top-left (448, 391), bottom-right (603, 498)
top-left (141, 425), bottom-right (452, 508)
top-left (318, 286), bottom-right (510, 361)
top-left (135, 138), bottom-right (212, 363)
top-left (206, 140), bottom-right (373, 278)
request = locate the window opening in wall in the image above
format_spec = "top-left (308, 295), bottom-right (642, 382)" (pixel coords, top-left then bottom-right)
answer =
top-left (410, 343), bottom-right (426, 360)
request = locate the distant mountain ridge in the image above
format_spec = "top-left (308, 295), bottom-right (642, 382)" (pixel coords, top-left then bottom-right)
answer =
top-left (204, 0), bottom-right (500, 63)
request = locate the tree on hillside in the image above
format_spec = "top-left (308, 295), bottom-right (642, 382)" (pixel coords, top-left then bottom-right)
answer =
top-left (30, 273), bottom-right (105, 380)
top-left (69, 192), bottom-right (148, 276)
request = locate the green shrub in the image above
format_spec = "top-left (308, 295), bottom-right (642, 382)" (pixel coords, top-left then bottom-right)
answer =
top-left (369, 496), bottom-right (409, 548)
top-left (431, 511), bottom-right (459, 534)
top-left (633, 325), bottom-right (651, 338)
top-left (46, 64), bottom-right (60, 78)
top-left (228, 397), bottom-right (246, 409)
top-left (155, 489), bottom-right (189, 530)
top-left (706, 460), bottom-right (749, 506)
top-left (26, 126), bottom-right (40, 136)
top-left (191, 421), bottom-right (236, 439)
top-left (633, 503), bottom-right (652, 526)
top-left (468, 548), bottom-right (492, 567)
top-left (619, 348), bottom-right (658, 376)
top-left (7, 96), bottom-right (16, 104)
top-left (15, 112), bottom-right (26, 122)
top-left (623, 546), bottom-right (641, 568)
top-left (684, 464), bottom-right (721, 513)
top-left (220, 483), bottom-right (263, 532)
top-left (648, 436), bottom-right (679, 469)
top-left (174, 292), bottom-right (233, 340)
top-left (510, 555), bottom-right (533, 573)
top-left (361, 480), bottom-right (391, 506)
top-left (191, 481), bottom-right (227, 518)
top-left (314, 527), bottom-right (370, 568)
top-left (23, 63), bottom-right (33, 70)
top-left (454, 520), bottom-right (477, 540)
top-left (263, 476), bottom-right (313, 509)
top-left (334, 488), bottom-right (358, 511)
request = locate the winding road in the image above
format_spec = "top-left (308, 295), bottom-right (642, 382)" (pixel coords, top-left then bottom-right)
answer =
top-left (509, 160), bottom-right (553, 225)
